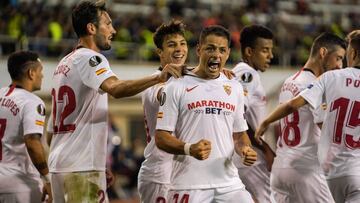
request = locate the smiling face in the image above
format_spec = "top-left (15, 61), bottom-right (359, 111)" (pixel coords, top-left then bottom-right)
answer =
top-left (196, 34), bottom-right (230, 79)
top-left (158, 34), bottom-right (188, 66)
top-left (246, 38), bottom-right (273, 72)
top-left (94, 11), bottom-right (116, 51)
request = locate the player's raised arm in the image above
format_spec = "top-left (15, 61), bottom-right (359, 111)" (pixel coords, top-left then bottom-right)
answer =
top-left (100, 63), bottom-right (185, 98)
top-left (255, 95), bottom-right (308, 142)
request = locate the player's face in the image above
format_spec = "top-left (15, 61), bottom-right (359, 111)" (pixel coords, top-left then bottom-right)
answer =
top-left (158, 34), bottom-right (188, 66)
top-left (248, 38), bottom-right (273, 72)
top-left (32, 62), bottom-right (43, 91)
top-left (94, 11), bottom-right (116, 51)
top-left (323, 46), bottom-right (345, 71)
top-left (197, 34), bottom-right (230, 79)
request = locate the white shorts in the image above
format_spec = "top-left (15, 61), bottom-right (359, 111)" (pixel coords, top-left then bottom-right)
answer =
top-left (138, 179), bottom-right (170, 203)
top-left (271, 168), bottom-right (334, 203)
top-left (0, 168), bottom-right (42, 203)
top-left (238, 162), bottom-right (271, 203)
top-left (168, 185), bottom-right (254, 203)
top-left (50, 171), bottom-right (108, 203)
top-left (327, 175), bottom-right (360, 203)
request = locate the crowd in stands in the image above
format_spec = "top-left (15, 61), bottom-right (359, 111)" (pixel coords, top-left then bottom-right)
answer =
top-left (1, 0), bottom-right (360, 66)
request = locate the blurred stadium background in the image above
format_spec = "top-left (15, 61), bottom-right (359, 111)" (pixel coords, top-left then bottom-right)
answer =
top-left (0, 0), bottom-right (359, 202)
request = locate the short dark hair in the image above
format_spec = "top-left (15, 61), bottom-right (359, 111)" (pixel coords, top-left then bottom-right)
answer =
top-left (199, 25), bottom-right (231, 47)
top-left (7, 51), bottom-right (40, 81)
top-left (346, 30), bottom-right (360, 56)
top-left (72, 1), bottom-right (107, 37)
top-left (310, 32), bottom-right (346, 57)
top-left (240, 25), bottom-right (273, 54)
top-left (153, 20), bottom-right (186, 49)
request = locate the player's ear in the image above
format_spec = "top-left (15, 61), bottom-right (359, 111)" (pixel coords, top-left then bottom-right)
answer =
top-left (244, 47), bottom-right (253, 58)
top-left (319, 47), bottom-right (328, 59)
top-left (156, 48), bottom-right (163, 57)
top-left (196, 44), bottom-right (201, 57)
top-left (27, 67), bottom-right (36, 81)
top-left (87, 23), bottom-right (97, 35)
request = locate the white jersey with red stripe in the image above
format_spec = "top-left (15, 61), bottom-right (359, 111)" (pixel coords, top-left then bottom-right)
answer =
top-left (0, 86), bottom-right (45, 192)
top-left (48, 48), bottom-right (115, 173)
top-left (231, 62), bottom-right (267, 168)
top-left (300, 67), bottom-right (360, 179)
top-left (138, 69), bottom-right (173, 184)
top-left (275, 69), bottom-right (324, 170)
top-left (156, 72), bottom-right (248, 190)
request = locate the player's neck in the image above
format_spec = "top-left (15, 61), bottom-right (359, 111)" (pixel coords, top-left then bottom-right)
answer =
top-left (77, 37), bottom-right (100, 52)
top-left (11, 80), bottom-right (33, 92)
top-left (303, 58), bottom-right (321, 77)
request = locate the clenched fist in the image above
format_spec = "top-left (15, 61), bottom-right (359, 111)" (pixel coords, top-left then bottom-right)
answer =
top-left (189, 139), bottom-right (211, 160)
top-left (240, 146), bottom-right (257, 166)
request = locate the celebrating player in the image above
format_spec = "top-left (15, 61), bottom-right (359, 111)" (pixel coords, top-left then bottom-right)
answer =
top-left (155, 25), bottom-right (257, 203)
top-left (46, 1), bottom-right (183, 202)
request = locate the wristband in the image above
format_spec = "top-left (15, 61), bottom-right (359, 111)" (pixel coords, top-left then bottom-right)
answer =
top-left (41, 174), bottom-right (50, 183)
top-left (184, 143), bottom-right (192, 155)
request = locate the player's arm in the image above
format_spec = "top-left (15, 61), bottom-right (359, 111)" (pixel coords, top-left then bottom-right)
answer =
top-left (24, 133), bottom-right (52, 202)
top-left (155, 130), bottom-right (211, 160)
top-left (233, 131), bottom-right (257, 166)
top-left (46, 132), bottom-right (53, 146)
top-left (101, 64), bottom-right (184, 98)
top-left (255, 95), bottom-right (308, 141)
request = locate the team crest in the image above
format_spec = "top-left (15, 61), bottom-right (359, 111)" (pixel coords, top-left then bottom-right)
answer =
top-left (89, 55), bottom-right (102, 67)
top-left (37, 104), bottom-right (46, 116)
top-left (223, 85), bottom-right (232, 95)
top-left (241, 72), bottom-right (253, 83)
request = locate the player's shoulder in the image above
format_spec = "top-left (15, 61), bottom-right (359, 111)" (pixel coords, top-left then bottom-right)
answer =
top-left (232, 62), bottom-right (258, 84)
top-left (72, 48), bottom-right (108, 67)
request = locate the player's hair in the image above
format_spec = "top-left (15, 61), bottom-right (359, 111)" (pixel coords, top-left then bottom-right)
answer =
top-left (72, 0), bottom-right (107, 37)
top-left (7, 51), bottom-right (40, 81)
top-left (153, 20), bottom-right (186, 49)
top-left (346, 30), bottom-right (360, 57)
top-left (310, 32), bottom-right (346, 57)
top-left (199, 25), bottom-right (231, 47)
top-left (240, 25), bottom-right (273, 55)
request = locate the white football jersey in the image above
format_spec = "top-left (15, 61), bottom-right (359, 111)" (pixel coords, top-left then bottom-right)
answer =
top-left (138, 69), bottom-right (173, 184)
top-left (156, 72), bottom-right (248, 190)
top-left (48, 48), bottom-right (115, 172)
top-left (300, 67), bottom-right (360, 178)
top-left (275, 69), bottom-right (325, 170)
top-left (232, 62), bottom-right (267, 167)
top-left (0, 86), bottom-right (45, 192)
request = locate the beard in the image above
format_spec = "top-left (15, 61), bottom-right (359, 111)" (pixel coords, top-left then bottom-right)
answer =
top-left (94, 33), bottom-right (111, 51)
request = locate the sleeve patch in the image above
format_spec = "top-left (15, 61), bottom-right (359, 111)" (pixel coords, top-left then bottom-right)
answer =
top-left (96, 68), bottom-right (107, 76)
top-left (241, 72), bottom-right (253, 83)
top-left (159, 92), bottom-right (166, 106)
top-left (35, 120), bottom-right (44, 126)
top-left (37, 104), bottom-right (46, 116)
top-left (89, 55), bottom-right (102, 67)
top-left (157, 112), bottom-right (164, 119)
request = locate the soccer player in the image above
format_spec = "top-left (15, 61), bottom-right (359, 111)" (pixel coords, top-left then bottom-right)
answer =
top-left (138, 20), bottom-right (188, 202)
top-left (155, 25), bottom-right (257, 203)
top-left (231, 25), bottom-right (275, 202)
top-left (256, 30), bottom-right (360, 203)
top-left (0, 51), bottom-right (52, 202)
top-left (271, 33), bottom-right (345, 203)
top-left (46, 1), bottom-right (183, 202)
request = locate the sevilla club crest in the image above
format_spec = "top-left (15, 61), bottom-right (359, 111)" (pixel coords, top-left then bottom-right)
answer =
top-left (223, 85), bottom-right (232, 95)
